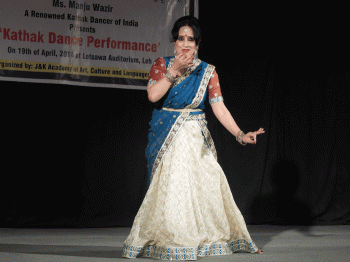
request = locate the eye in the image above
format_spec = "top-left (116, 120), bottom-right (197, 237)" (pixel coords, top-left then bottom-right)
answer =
top-left (178, 36), bottom-right (184, 41)
top-left (188, 37), bottom-right (195, 42)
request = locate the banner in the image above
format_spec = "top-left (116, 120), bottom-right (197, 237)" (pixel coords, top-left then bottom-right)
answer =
top-left (0, 0), bottom-right (197, 89)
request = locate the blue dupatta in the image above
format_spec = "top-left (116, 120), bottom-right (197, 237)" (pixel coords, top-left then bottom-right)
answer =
top-left (145, 56), bottom-right (216, 185)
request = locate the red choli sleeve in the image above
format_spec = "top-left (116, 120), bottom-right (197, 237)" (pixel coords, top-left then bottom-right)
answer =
top-left (208, 69), bottom-right (224, 104)
top-left (148, 57), bottom-right (167, 86)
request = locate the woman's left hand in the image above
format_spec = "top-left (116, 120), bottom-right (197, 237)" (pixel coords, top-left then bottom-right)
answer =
top-left (243, 128), bottom-right (265, 144)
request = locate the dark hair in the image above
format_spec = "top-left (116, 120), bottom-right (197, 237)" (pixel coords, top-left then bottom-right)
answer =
top-left (171, 16), bottom-right (202, 46)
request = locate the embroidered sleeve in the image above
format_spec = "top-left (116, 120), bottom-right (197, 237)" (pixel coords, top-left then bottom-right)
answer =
top-left (148, 57), bottom-right (167, 86)
top-left (208, 69), bottom-right (224, 104)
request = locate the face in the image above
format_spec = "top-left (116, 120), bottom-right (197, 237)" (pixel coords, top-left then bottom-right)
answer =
top-left (174, 26), bottom-right (198, 56)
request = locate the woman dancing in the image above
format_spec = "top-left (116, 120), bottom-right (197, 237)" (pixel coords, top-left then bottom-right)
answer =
top-left (123, 16), bottom-right (264, 260)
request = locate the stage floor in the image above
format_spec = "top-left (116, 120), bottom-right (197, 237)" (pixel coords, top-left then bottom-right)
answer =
top-left (0, 225), bottom-right (349, 261)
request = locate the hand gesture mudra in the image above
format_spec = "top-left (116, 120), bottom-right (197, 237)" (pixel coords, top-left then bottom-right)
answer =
top-left (243, 128), bottom-right (265, 144)
top-left (171, 53), bottom-right (195, 75)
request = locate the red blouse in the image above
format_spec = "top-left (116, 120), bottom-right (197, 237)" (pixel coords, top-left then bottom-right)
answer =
top-left (148, 58), bottom-right (223, 104)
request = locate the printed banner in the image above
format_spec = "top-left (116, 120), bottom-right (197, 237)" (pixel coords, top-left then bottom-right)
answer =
top-left (0, 0), bottom-right (197, 89)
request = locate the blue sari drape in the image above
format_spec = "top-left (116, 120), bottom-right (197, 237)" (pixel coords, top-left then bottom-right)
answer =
top-left (145, 56), bottom-right (215, 186)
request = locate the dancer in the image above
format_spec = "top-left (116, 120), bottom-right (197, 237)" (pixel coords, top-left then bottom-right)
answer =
top-left (123, 16), bottom-right (264, 260)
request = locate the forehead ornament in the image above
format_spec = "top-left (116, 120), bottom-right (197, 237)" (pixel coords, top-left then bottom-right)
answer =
top-left (183, 26), bottom-right (191, 32)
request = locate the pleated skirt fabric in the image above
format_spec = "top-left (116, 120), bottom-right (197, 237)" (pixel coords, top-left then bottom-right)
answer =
top-left (123, 120), bottom-right (258, 260)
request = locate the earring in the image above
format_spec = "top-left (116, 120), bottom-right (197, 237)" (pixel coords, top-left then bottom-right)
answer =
top-left (174, 47), bottom-right (177, 55)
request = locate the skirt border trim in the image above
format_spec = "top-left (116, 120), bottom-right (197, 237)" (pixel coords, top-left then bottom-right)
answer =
top-left (122, 239), bottom-right (258, 260)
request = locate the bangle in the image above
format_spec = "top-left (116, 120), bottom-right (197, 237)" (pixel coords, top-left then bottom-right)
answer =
top-left (236, 130), bottom-right (246, 146)
top-left (164, 69), bottom-right (176, 83)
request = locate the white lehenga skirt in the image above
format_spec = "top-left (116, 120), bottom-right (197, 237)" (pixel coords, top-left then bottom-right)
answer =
top-left (123, 120), bottom-right (258, 260)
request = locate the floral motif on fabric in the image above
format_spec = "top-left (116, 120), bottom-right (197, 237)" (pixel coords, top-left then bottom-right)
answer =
top-left (209, 94), bottom-right (224, 104)
top-left (149, 61), bottom-right (217, 184)
top-left (123, 238), bottom-right (257, 260)
top-left (186, 64), bottom-right (215, 109)
top-left (196, 119), bottom-right (217, 160)
top-left (150, 111), bottom-right (190, 182)
top-left (147, 57), bottom-right (167, 86)
top-left (208, 69), bottom-right (224, 104)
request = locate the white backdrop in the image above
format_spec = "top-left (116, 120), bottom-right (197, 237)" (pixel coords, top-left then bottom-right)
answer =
top-left (0, 0), bottom-right (198, 89)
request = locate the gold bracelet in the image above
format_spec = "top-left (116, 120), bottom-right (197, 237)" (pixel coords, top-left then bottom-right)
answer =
top-left (236, 130), bottom-right (246, 146)
top-left (164, 69), bottom-right (176, 83)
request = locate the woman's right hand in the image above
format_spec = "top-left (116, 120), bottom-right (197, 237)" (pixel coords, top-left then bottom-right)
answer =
top-left (170, 53), bottom-right (194, 76)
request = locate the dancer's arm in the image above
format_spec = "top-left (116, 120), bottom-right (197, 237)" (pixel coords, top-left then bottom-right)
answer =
top-left (147, 54), bottom-right (194, 103)
top-left (211, 101), bottom-right (241, 137)
top-left (147, 77), bottom-right (173, 103)
top-left (211, 101), bottom-right (265, 144)
top-left (208, 70), bottom-right (264, 144)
